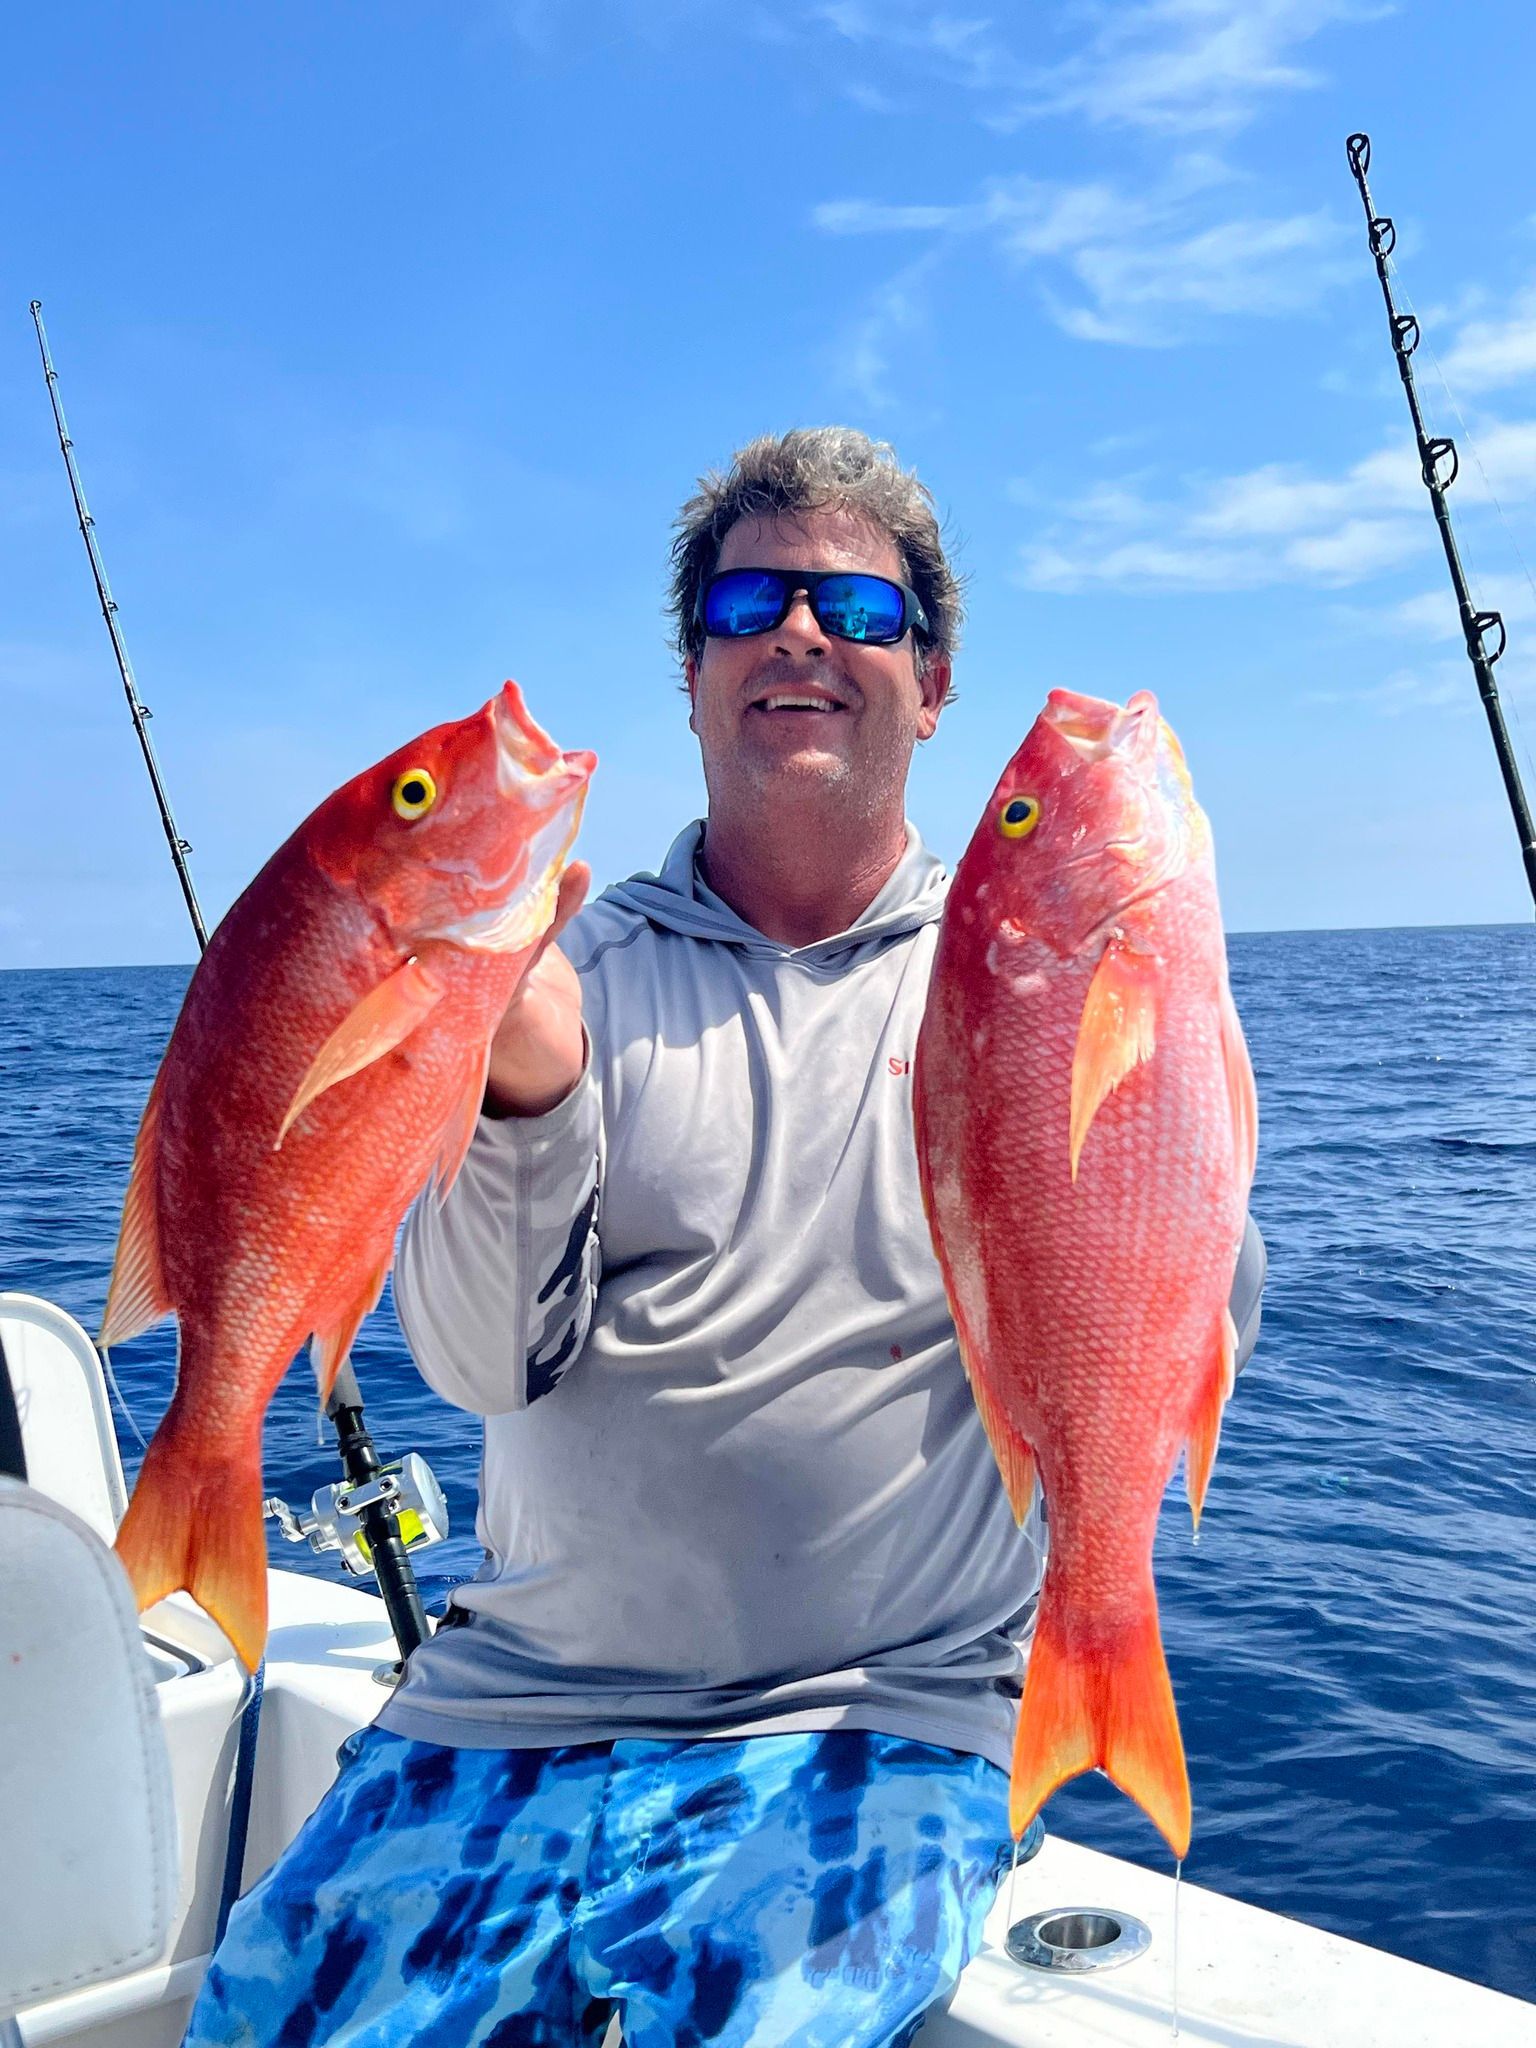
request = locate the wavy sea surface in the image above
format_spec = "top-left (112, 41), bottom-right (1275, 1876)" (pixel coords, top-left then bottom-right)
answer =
top-left (1, 926), bottom-right (1533, 2004)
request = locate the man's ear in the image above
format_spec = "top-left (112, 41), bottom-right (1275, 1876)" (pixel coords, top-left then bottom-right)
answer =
top-left (685, 653), bottom-right (699, 734)
top-left (916, 654), bottom-right (951, 741)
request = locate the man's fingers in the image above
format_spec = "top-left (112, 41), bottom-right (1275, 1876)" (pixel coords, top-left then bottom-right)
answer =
top-left (510, 860), bottom-right (591, 1003)
top-left (549, 860), bottom-right (590, 944)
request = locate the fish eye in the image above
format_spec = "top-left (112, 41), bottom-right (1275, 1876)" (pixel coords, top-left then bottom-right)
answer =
top-left (391, 768), bottom-right (438, 820)
top-left (998, 795), bottom-right (1041, 840)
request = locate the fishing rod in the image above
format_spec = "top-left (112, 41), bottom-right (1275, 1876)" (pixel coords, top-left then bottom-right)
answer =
top-left (30, 301), bottom-right (432, 1666)
top-left (1345, 134), bottom-right (1536, 912)
top-left (29, 303), bottom-right (210, 949)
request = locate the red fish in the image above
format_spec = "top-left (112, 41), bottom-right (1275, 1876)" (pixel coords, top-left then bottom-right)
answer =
top-left (100, 683), bottom-right (595, 1669)
top-left (914, 688), bottom-right (1256, 1858)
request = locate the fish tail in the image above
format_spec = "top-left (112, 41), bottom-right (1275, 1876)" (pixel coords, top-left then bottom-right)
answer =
top-left (1011, 1578), bottom-right (1191, 1860)
top-left (114, 1402), bottom-right (268, 1673)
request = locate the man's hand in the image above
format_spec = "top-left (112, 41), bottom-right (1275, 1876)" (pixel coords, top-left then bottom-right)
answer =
top-left (483, 861), bottom-right (591, 1118)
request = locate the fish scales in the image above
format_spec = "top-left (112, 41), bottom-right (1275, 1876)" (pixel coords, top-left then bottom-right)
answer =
top-left (915, 687), bottom-right (1255, 1858)
top-left (100, 682), bottom-right (594, 1669)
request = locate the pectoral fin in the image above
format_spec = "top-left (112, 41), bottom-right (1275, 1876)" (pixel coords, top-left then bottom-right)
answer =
top-left (278, 956), bottom-right (445, 1147)
top-left (1069, 937), bottom-right (1160, 1182)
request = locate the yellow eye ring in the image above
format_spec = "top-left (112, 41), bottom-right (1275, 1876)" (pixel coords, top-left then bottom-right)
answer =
top-left (391, 768), bottom-right (438, 820)
top-left (998, 795), bottom-right (1040, 839)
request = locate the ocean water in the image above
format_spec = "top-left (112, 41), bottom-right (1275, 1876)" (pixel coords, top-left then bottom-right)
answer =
top-left (1, 927), bottom-right (1533, 2004)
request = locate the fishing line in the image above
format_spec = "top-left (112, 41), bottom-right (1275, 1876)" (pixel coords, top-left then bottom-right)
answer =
top-left (1383, 255), bottom-right (1536, 793)
top-left (97, 1342), bottom-right (149, 1453)
top-left (32, 302), bottom-right (432, 1665)
top-left (1388, 259), bottom-right (1536, 616)
top-left (1345, 132), bottom-right (1536, 907)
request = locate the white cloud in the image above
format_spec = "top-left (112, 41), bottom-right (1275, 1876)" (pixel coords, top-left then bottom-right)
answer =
top-left (813, 200), bottom-right (973, 234)
top-left (815, 163), bottom-right (1353, 350)
top-left (1438, 287), bottom-right (1536, 395)
top-left (1067, 208), bottom-right (1347, 321)
top-left (1186, 443), bottom-right (1418, 537)
top-left (807, 1), bottom-right (1025, 101)
top-left (1283, 516), bottom-right (1423, 579)
top-left (1306, 661), bottom-right (1477, 714)
top-left (1015, 0), bottom-right (1377, 136)
top-left (1013, 404), bottom-right (1536, 594)
top-left (1386, 583), bottom-right (1536, 643)
top-left (828, 255), bottom-right (938, 411)
top-left (806, 0), bottom-right (1376, 138)
top-left (1022, 535), bottom-right (1259, 592)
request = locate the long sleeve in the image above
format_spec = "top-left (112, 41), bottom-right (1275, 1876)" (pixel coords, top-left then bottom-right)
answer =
top-left (393, 1056), bottom-right (602, 1415)
top-left (1231, 1211), bottom-right (1266, 1375)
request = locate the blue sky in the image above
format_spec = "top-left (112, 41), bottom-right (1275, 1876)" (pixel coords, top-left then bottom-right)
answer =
top-left (5, 0), bottom-right (1536, 965)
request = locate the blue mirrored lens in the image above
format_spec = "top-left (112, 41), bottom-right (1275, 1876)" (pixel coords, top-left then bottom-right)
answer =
top-left (816, 574), bottom-right (905, 643)
top-left (703, 571), bottom-right (787, 637)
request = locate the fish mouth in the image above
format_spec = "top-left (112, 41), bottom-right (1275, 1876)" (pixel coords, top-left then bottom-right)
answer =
top-left (418, 685), bottom-right (595, 954)
top-left (494, 681), bottom-right (565, 788)
top-left (491, 680), bottom-right (596, 816)
top-left (1044, 689), bottom-right (1158, 763)
top-left (438, 795), bottom-right (587, 954)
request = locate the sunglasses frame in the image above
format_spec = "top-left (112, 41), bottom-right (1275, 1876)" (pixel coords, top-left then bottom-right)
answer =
top-left (696, 567), bottom-right (930, 647)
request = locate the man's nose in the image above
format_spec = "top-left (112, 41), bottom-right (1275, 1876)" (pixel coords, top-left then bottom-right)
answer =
top-left (774, 587), bottom-right (829, 652)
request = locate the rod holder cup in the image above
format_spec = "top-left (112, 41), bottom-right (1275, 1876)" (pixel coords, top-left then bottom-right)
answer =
top-left (1006, 1906), bottom-right (1152, 1974)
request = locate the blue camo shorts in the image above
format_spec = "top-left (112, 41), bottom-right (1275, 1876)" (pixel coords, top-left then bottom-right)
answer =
top-left (184, 1723), bottom-right (1012, 2048)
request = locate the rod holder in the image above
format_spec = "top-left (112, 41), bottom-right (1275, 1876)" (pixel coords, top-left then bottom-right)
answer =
top-left (1006, 1906), bottom-right (1152, 1974)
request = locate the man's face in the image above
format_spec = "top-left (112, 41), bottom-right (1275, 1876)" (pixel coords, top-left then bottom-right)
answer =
top-left (685, 506), bottom-right (951, 823)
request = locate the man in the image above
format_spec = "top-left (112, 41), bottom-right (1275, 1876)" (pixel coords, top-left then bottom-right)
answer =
top-left (189, 428), bottom-right (1264, 2048)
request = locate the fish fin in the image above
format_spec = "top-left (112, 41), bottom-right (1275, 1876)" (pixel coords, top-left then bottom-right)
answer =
top-left (100, 1065), bottom-right (173, 1347)
top-left (1185, 1308), bottom-right (1237, 1532)
top-left (1011, 1576), bottom-right (1191, 1859)
top-left (915, 1039), bottom-right (1037, 1523)
top-left (1069, 936), bottom-right (1159, 1182)
top-left (432, 1045), bottom-right (492, 1203)
top-left (114, 1406), bottom-right (268, 1672)
top-left (964, 1351), bottom-right (1038, 1526)
top-left (1220, 980), bottom-right (1259, 1190)
top-left (310, 1260), bottom-right (392, 1408)
top-left (277, 956), bottom-right (445, 1147)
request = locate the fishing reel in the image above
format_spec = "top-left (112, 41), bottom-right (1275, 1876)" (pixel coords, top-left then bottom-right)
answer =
top-left (265, 1452), bottom-right (449, 1578)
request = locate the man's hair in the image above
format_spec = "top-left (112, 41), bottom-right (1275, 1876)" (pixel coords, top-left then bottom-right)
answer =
top-left (668, 427), bottom-right (963, 688)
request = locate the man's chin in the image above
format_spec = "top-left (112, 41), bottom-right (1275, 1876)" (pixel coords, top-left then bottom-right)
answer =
top-left (754, 749), bottom-right (853, 789)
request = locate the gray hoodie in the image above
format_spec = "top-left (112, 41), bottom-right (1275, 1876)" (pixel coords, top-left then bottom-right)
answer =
top-left (382, 823), bottom-right (1264, 1769)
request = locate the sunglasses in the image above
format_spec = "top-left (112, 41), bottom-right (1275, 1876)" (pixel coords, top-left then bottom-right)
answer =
top-left (697, 567), bottom-right (930, 647)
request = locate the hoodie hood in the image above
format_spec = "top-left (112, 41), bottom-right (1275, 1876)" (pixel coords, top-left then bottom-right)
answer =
top-left (598, 821), bottom-right (949, 965)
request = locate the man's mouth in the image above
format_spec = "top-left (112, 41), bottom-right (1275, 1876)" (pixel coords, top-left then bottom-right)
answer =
top-left (748, 690), bottom-right (849, 715)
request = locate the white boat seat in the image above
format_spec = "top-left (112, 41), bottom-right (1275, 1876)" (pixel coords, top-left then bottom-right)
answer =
top-left (0, 1294), bottom-right (128, 1544)
top-left (0, 1343), bottom-right (177, 2025)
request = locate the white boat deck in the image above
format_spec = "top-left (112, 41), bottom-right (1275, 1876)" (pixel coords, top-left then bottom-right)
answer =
top-left (17, 1568), bottom-right (1534, 2048)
